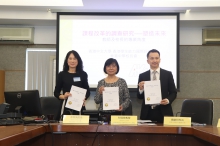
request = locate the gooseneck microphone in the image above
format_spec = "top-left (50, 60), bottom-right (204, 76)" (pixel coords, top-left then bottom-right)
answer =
top-left (175, 112), bottom-right (195, 117)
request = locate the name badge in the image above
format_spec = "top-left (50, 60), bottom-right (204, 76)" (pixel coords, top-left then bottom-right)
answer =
top-left (63, 115), bottom-right (89, 124)
top-left (111, 115), bottom-right (137, 125)
top-left (73, 77), bottom-right (81, 82)
top-left (217, 119), bottom-right (220, 127)
top-left (164, 117), bottom-right (191, 126)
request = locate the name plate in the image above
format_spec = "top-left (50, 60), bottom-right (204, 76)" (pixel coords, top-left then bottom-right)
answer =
top-left (111, 115), bottom-right (137, 125)
top-left (217, 119), bottom-right (220, 127)
top-left (164, 117), bottom-right (191, 126)
top-left (63, 115), bottom-right (89, 124)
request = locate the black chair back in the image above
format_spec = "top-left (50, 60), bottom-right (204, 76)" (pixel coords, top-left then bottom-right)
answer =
top-left (40, 97), bottom-right (60, 121)
top-left (180, 99), bottom-right (213, 125)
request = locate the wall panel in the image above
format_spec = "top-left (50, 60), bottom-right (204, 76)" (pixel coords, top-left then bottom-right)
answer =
top-left (0, 45), bottom-right (219, 125)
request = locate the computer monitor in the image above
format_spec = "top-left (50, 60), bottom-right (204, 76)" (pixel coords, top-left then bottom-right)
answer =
top-left (4, 90), bottom-right (42, 117)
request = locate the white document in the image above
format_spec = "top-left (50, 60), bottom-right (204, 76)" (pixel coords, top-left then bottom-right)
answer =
top-left (137, 120), bottom-right (156, 125)
top-left (144, 80), bottom-right (162, 104)
top-left (137, 120), bottom-right (152, 123)
top-left (65, 85), bottom-right (87, 111)
top-left (137, 123), bottom-right (156, 126)
top-left (103, 87), bottom-right (119, 110)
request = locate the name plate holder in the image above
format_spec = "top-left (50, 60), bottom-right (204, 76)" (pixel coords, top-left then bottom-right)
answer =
top-left (63, 115), bottom-right (89, 124)
top-left (164, 117), bottom-right (191, 126)
top-left (217, 119), bottom-right (220, 127)
top-left (111, 115), bottom-right (137, 125)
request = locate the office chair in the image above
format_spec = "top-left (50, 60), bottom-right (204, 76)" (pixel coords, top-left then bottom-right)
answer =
top-left (179, 99), bottom-right (213, 125)
top-left (40, 96), bottom-right (61, 121)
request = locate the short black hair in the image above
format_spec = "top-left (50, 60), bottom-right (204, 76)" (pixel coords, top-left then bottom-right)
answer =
top-left (63, 50), bottom-right (83, 73)
top-left (147, 49), bottom-right (160, 58)
top-left (103, 58), bottom-right (120, 74)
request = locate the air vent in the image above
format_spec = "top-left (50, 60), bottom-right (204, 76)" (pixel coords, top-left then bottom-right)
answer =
top-left (202, 29), bottom-right (220, 44)
top-left (0, 27), bottom-right (34, 44)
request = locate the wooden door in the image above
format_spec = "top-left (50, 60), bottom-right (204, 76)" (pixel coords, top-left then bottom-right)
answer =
top-left (0, 70), bottom-right (5, 103)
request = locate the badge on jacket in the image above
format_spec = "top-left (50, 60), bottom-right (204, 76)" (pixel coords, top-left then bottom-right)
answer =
top-left (73, 77), bottom-right (81, 82)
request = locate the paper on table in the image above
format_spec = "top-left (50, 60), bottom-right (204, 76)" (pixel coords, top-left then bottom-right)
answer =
top-left (138, 123), bottom-right (156, 126)
top-left (144, 80), bottom-right (162, 104)
top-left (65, 85), bottom-right (87, 111)
top-left (137, 120), bottom-right (156, 125)
top-left (137, 120), bottom-right (152, 123)
top-left (103, 87), bottom-right (119, 110)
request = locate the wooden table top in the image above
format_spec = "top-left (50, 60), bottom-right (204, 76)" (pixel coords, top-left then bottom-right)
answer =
top-left (0, 125), bottom-right (45, 146)
top-left (0, 124), bottom-right (220, 145)
top-left (48, 123), bottom-right (194, 134)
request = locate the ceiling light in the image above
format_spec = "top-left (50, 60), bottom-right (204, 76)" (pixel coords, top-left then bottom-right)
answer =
top-left (186, 9), bottom-right (191, 13)
top-left (47, 9), bottom-right (51, 12)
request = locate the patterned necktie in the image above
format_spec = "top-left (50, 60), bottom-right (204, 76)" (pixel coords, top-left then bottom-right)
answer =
top-left (151, 70), bottom-right (158, 109)
top-left (153, 70), bottom-right (157, 80)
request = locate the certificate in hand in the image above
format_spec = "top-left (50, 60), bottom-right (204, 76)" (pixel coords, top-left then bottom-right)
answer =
top-left (65, 85), bottom-right (87, 111)
top-left (103, 87), bottom-right (119, 110)
top-left (144, 80), bottom-right (162, 104)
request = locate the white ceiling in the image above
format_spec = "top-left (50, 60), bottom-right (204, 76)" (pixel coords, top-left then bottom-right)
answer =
top-left (0, 0), bottom-right (220, 28)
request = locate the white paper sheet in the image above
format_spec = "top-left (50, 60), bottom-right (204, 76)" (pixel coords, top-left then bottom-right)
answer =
top-left (65, 85), bottom-right (87, 111)
top-left (137, 120), bottom-right (156, 125)
top-left (103, 87), bottom-right (119, 110)
top-left (144, 80), bottom-right (162, 104)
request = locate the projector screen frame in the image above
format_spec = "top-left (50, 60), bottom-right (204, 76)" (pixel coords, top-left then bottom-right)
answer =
top-left (56, 12), bottom-right (180, 91)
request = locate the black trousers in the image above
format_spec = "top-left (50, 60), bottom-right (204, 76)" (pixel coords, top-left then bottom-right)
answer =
top-left (146, 106), bottom-right (164, 123)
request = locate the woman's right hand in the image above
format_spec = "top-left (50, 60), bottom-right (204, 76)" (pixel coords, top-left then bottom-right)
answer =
top-left (60, 92), bottom-right (71, 100)
top-left (98, 86), bottom-right (105, 94)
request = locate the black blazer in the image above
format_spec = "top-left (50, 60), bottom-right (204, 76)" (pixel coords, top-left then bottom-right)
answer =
top-left (137, 68), bottom-right (177, 120)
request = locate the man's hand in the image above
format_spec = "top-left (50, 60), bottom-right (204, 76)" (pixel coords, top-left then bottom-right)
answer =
top-left (138, 81), bottom-right (145, 90)
top-left (160, 98), bottom-right (169, 105)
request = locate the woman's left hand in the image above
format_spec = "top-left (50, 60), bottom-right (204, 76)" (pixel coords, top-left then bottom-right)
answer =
top-left (82, 98), bottom-right (86, 106)
top-left (117, 105), bottom-right (123, 111)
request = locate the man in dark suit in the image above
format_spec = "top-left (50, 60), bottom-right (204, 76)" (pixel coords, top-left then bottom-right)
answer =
top-left (137, 49), bottom-right (177, 123)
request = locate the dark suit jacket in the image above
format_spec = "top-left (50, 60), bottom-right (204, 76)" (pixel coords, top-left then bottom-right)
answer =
top-left (137, 68), bottom-right (177, 120)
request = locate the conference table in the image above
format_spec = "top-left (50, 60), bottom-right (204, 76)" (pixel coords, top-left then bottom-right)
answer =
top-left (0, 123), bottom-right (220, 146)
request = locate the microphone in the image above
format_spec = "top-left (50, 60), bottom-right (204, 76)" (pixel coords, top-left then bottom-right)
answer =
top-left (60, 110), bottom-right (73, 121)
top-left (176, 112), bottom-right (195, 117)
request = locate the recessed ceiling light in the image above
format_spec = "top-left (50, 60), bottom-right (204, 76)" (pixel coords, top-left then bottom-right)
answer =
top-left (186, 9), bottom-right (191, 13)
